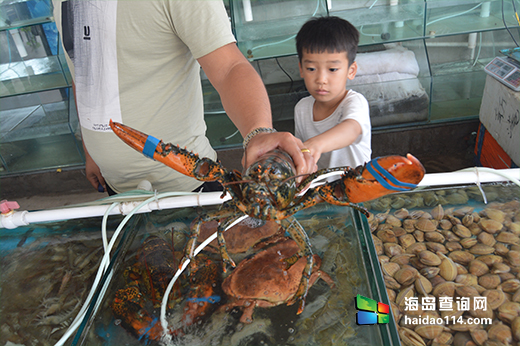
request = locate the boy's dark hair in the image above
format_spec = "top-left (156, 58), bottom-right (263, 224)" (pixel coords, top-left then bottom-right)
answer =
top-left (296, 16), bottom-right (359, 65)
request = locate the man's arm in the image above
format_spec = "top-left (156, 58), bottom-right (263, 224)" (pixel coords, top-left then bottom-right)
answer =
top-left (197, 43), bottom-right (314, 176)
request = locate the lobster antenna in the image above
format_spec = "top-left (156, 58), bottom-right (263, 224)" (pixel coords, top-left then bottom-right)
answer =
top-left (221, 179), bottom-right (254, 186)
top-left (280, 173), bottom-right (311, 185)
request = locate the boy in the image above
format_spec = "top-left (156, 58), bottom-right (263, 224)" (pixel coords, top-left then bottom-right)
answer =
top-left (295, 16), bottom-right (371, 170)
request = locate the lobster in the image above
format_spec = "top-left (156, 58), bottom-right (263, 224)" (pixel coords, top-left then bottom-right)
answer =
top-left (109, 120), bottom-right (425, 316)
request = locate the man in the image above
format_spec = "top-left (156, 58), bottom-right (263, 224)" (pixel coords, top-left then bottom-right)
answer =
top-left (53, 0), bottom-right (314, 193)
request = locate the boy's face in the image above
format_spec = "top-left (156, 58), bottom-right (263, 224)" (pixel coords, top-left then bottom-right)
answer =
top-left (299, 50), bottom-right (357, 106)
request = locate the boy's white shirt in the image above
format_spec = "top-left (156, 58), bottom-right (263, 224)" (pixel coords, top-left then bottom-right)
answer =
top-left (294, 90), bottom-right (372, 170)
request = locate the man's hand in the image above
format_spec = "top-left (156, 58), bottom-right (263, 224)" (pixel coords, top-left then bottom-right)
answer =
top-left (84, 145), bottom-right (106, 192)
top-left (242, 132), bottom-right (317, 180)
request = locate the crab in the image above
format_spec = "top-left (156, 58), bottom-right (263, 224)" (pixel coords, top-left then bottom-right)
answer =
top-left (221, 237), bottom-right (335, 323)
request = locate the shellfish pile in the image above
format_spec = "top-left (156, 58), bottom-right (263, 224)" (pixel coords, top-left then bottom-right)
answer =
top-left (365, 184), bottom-right (520, 346)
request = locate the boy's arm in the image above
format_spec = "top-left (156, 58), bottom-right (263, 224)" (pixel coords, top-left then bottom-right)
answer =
top-left (303, 119), bottom-right (362, 164)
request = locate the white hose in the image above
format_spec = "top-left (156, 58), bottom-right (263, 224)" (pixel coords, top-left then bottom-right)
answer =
top-left (159, 214), bottom-right (249, 341)
top-left (54, 191), bottom-right (226, 346)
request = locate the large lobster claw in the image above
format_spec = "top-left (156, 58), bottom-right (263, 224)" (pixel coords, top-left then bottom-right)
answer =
top-left (109, 120), bottom-right (225, 181)
top-left (344, 154), bottom-right (425, 204)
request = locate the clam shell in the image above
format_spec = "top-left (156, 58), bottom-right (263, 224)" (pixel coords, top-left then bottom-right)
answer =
top-left (405, 242), bottom-right (427, 255)
top-left (469, 244), bottom-right (495, 255)
top-left (478, 274), bottom-right (502, 289)
top-left (394, 267), bottom-right (418, 286)
top-left (468, 259), bottom-right (489, 276)
top-left (512, 316), bottom-right (520, 342)
top-left (491, 262), bottom-right (511, 274)
top-left (413, 230), bottom-right (424, 242)
top-left (477, 231), bottom-right (496, 246)
top-left (501, 279), bottom-right (520, 293)
top-left (386, 214), bottom-right (402, 227)
top-left (399, 327), bottom-right (426, 346)
top-left (398, 234), bottom-right (416, 249)
top-left (455, 285), bottom-right (480, 297)
top-left (382, 262), bottom-right (401, 277)
top-left (509, 222), bottom-right (520, 235)
top-left (393, 208), bottom-right (409, 219)
top-left (462, 214), bottom-right (474, 227)
top-left (445, 241), bottom-right (463, 252)
top-left (442, 230), bottom-right (461, 242)
top-left (376, 229), bottom-right (397, 243)
top-left (396, 285), bottom-right (415, 308)
top-left (383, 243), bottom-right (404, 257)
top-left (431, 204), bottom-right (444, 221)
top-left (424, 231), bottom-right (445, 243)
top-left (455, 273), bottom-right (478, 286)
top-left (497, 301), bottom-right (520, 323)
top-left (438, 252), bottom-right (458, 281)
top-left (415, 218), bottom-right (437, 232)
top-left (448, 250), bottom-right (475, 265)
top-left (418, 250), bottom-right (441, 266)
top-left (384, 275), bottom-right (401, 290)
top-left (453, 224), bottom-right (472, 238)
top-left (477, 254), bottom-right (503, 266)
top-left (415, 275), bottom-right (433, 295)
top-left (454, 206), bottom-right (474, 217)
top-left (387, 287), bottom-right (396, 302)
top-left (420, 267), bottom-right (440, 279)
top-left (507, 250), bottom-right (520, 266)
top-left (470, 328), bottom-right (488, 346)
top-left (482, 208), bottom-right (506, 223)
top-left (496, 231), bottom-right (520, 245)
top-left (415, 325), bottom-right (445, 339)
top-left (393, 226), bottom-right (407, 237)
top-left (479, 219), bottom-right (503, 234)
top-left (433, 281), bottom-right (456, 297)
top-left (483, 286), bottom-right (506, 310)
top-left (494, 242), bottom-right (510, 256)
top-left (433, 332), bottom-right (453, 345)
top-left (390, 254), bottom-right (414, 265)
top-left (488, 322), bottom-right (512, 345)
top-left (460, 237), bottom-right (477, 248)
top-left (425, 242), bottom-right (448, 254)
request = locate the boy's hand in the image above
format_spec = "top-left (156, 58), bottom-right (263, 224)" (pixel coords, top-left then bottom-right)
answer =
top-left (302, 139), bottom-right (323, 167)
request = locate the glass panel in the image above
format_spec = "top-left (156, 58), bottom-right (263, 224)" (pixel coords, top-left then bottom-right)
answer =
top-left (331, 0), bottom-right (425, 45)
top-left (351, 41), bottom-right (431, 128)
top-left (0, 22), bottom-right (69, 97)
top-left (426, 0), bottom-right (519, 37)
top-left (76, 205), bottom-right (398, 345)
top-left (231, 0), bottom-right (328, 60)
top-left (0, 87), bottom-right (83, 174)
top-left (0, 213), bottom-right (134, 346)
top-left (427, 30), bottom-right (515, 122)
top-left (0, 0), bottom-right (53, 30)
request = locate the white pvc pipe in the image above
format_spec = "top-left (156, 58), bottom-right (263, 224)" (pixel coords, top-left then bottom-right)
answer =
top-left (1, 192), bottom-right (230, 229)
top-left (2, 168), bottom-right (519, 229)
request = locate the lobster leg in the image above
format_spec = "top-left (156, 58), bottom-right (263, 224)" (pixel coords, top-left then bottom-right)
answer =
top-left (280, 217), bottom-right (314, 314)
top-left (180, 207), bottom-right (239, 273)
top-left (109, 120), bottom-right (225, 181)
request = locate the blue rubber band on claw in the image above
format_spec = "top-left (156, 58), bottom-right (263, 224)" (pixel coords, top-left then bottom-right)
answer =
top-left (142, 135), bottom-right (160, 159)
top-left (366, 157), bottom-right (417, 191)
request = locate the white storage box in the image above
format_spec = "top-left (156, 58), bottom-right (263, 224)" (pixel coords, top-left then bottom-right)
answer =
top-left (479, 75), bottom-right (520, 166)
